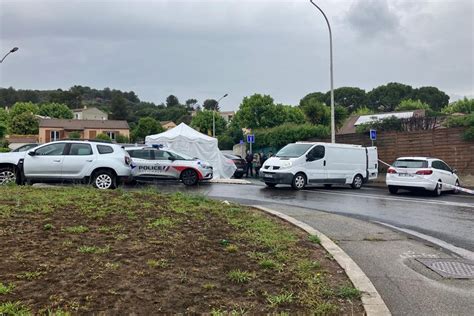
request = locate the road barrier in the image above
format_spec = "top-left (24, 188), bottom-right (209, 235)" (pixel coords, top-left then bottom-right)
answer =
top-left (377, 159), bottom-right (474, 195)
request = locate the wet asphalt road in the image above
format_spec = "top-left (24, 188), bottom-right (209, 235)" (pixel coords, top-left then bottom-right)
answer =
top-left (137, 181), bottom-right (474, 253)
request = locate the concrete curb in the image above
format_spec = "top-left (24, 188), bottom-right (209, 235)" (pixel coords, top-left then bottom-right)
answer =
top-left (209, 179), bottom-right (251, 184)
top-left (254, 205), bottom-right (391, 316)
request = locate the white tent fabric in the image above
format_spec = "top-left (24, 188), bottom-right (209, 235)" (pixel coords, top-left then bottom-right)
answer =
top-left (145, 123), bottom-right (236, 179)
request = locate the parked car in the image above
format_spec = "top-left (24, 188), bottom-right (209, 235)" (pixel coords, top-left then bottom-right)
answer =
top-left (12, 143), bottom-right (39, 152)
top-left (386, 157), bottom-right (460, 196)
top-left (261, 142), bottom-right (378, 190)
top-left (0, 140), bottom-right (132, 189)
top-left (126, 146), bottom-right (213, 186)
top-left (223, 153), bottom-right (247, 179)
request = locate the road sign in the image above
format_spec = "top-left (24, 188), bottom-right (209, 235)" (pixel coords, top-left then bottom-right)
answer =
top-left (370, 129), bottom-right (377, 141)
top-left (239, 139), bottom-right (244, 145)
top-left (246, 134), bottom-right (255, 144)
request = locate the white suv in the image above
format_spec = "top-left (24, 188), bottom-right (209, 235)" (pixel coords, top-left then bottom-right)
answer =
top-left (386, 157), bottom-right (460, 196)
top-left (0, 140), bottom-right (132, 189)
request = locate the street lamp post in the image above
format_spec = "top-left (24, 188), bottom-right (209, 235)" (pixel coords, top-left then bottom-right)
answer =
top-left (0, 47), bottom-right (19, 64)
top-left (213, 93), bottom-right (228, 138)
top-left (309, 1), bottom-right (335, 143)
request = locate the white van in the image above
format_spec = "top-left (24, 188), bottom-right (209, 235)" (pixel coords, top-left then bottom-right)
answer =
top-left (260, 142), bottom-right (378, 190)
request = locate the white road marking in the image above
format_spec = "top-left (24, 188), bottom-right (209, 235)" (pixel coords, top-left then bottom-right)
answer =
top-left (375, 221), bottom-right (474, 261)
top-left (301, 189), bottom-right (474, 209)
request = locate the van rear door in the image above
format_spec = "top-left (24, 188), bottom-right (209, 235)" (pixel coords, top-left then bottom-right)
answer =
top-left (367, 147), bottom-right (378, 180)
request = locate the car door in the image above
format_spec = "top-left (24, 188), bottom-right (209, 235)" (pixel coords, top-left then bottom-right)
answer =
top-left (439, 160), bottom-right (457, 187)
top-left (431, 160), bottom-right (452, 188)
top-left (62, 143), bottom-right (95, 179)
top-left (23, 142), bottom-right (67, 178)
top-left (305, 145), bottom-right (327, 184)
top-left (153, 150), bottom-right (178, 179)
top-left (129, 149), bottom-right (155, 178)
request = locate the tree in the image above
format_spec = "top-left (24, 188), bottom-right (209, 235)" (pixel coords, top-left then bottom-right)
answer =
top-left (0, 122), bottom-right (6, 139)
top-left (9, 102), bottom-right (39, 119)
top-left (0, 108), bottom-right (9, 126)
top-left (367, 82), bottom-right (413, 112)
top-left (335, 105), bottom-right (349, 128)
top-left (203, 99), bottom-right (219, 111)
top-left (39, 103), bottom-right (74, 119)
top-left (131, 117), bottom-right (164, 142)
top-left (395, 99), bottom-right (430, 111)
top-left (300, 92), bottom-right (326, 105)
top-left (68, 131), bottom-right (81, 139)
top-left (234, 94), bottom-right (277, 129)
top-left (110, 93), bottom-right (129, 120)
top-left (353, 107), bottom-right (374, 116)
top-left (166, 95), bottom-right (180, 107)
top-left (185, 99), bottom-right (198, 109)
top-left (218, 134), bottom-right (234, 150)
top-left (442, 97), bottom-right (474, 114)
top-left (190, 110), bottom-right (226, 136)
top-left (95, 133), bottom-right (111, 141)
top-left (299, 99), bottom-right (330, 126)
top-left (324, 87), bottom-right (367, 112)
top-left (410, 87), bottom-right (449, 111)
top-left (10, 112), bottom-right (39, 135)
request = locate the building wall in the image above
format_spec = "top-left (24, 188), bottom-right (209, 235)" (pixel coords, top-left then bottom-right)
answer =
top-left (308, 127), bottom-right (474, 175)
top-left (39, 128), bottom-right (130, 143)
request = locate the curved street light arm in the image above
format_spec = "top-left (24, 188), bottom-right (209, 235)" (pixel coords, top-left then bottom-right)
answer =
top-left (309, 0), bottom-right (335, 143)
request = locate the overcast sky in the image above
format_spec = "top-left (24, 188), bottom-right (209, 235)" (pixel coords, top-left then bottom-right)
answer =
top-left (1, 0), bottom-right (473, 110)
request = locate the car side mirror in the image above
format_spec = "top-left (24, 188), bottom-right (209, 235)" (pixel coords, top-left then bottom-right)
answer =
top-left (28, 150), bottom-right (36, 156)
top-left (168, 156), bottom-right (176, 161)
top-left (452, 168), bottom-right (457, 174)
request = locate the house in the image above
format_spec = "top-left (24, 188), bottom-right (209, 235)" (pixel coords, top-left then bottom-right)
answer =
top-left (72, 106), bottom-right (108, 120)
top-left (38, 119), bottom-right (129, 143)
top-left (160, 121), bottom-right (177, 130)
top-left (338, 110), bottom-right (426, 135)
top-left (220, 111), bottom-right (235, 123)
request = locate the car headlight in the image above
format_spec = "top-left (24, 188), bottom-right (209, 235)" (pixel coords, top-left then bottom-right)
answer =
top-left (280, 161), bottom-right (293, 169)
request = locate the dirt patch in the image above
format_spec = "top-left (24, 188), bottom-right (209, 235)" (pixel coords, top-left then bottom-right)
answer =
top-left (0, 187), bottom-right (364, 314)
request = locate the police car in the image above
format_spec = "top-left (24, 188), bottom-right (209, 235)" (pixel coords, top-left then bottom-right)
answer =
top-left (125, 146), bottom-right (213, 186)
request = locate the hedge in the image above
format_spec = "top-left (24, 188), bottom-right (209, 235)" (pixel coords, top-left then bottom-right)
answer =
top-left (253, 123), bottom-right (329, 149)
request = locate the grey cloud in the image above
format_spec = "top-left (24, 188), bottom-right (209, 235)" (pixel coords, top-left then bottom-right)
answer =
top-left (345, 0), bottom-right (400, 39)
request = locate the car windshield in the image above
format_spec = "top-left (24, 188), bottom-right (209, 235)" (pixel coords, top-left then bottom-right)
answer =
top-left (276, 144), bottom-right (313, 158)
top-left (393, 159), bottom-right (428, 168)
top-left (13, 144), bottom-right (38, 152)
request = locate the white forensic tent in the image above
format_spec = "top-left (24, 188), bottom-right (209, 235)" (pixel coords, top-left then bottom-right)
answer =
top-left (145, 123), bottom-right (236, 179)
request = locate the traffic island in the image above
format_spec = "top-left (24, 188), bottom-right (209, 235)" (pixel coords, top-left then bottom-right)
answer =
top-left (0, 186), bottom-right (363, 314)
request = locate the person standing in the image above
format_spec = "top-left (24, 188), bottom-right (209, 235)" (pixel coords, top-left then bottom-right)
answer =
top-left (253, 152), bottom-right (261, 177)
top-left (245, 150), bottom-right (253, 178)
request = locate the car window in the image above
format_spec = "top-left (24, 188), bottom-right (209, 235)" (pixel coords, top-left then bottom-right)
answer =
top-left (69, 143), bottom-right (93, 156)
top-left (97, 145), bottom-right (114, 154)
top-left (436, 161), bottom-right (451, 172)
top-left (431, 161), bottom-right (444, 170)
top-left (308, 145), bottom-right (325, 160)
top-left (154, 150), bottom-right (174, 160)
top-left (129, 149), bottom-right (153, 160)
top-left (393, 159), bottom-right (428, 168)
top-left (35, 143), bottom-right (66, 156)
top-left (276, 143), bottom-right (313, 158)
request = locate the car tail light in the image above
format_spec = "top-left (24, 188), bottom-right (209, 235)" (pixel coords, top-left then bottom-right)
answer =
top-left (416, 169), bottom-right (433, 175)
top-left (387, 167), bottom-right (397, 174)
top-left (125, 156), bottom-right (131, 165)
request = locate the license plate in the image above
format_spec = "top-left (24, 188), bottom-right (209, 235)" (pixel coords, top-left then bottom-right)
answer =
top-left (399, 173), bottom-right (413, 177)
top-left (264, 173), bottom-right (273, 178)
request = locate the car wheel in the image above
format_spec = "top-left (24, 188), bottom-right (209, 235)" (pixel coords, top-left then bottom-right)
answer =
top-left (265, 182), bottom-right (276, 188)
top-left (324, 184), bottom-right (333, 189)
top-left (351, 174), bottom-right (363, 189)
top-left (431, 180), bottom-right (442, 197)
top-left (181, 169), bottom-right (199, 186)
top-left (388, 186), bottom-right (398, 194)
top-left (92, 170), bottom-right (116, 190)
top-left (453, 180), bottom-right (460, 194)
top-left (291, 173), bottom-right (306, 190)
top-left (0, 167), bottom-right (17, 186)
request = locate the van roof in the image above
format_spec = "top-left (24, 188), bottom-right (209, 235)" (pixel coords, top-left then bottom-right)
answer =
top-left (295, 141), bottom-right (365, 148)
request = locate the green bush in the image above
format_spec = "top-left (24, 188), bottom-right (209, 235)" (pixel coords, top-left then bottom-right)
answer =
top-left (442, 98), bottom-right (473, 114)
top-left (0, 148), bottom-right (10, 153)
top-left (254, 123), bottom-right (329, 149)
top-left (218, 134), bottom-right (234, 150)
top-left (95, 133), bottom-right (112, 141)
top-left (356, 116), bottom-right (403, 133)
top-left (68, 131), bottom-right (81, 139)
top-left (115, 134), bottom-right (130, 143)
top-left (444, 113), bottom-right (474, 141)
top-left (395, 99), bottom-right (430, 111)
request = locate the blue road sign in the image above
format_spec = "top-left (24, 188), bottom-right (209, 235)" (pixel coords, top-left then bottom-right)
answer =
top-left (246, 134), bottom-right (255, 143)
top-left (370, 129), bottom-right (377, 141)
top-left (239, 139), bottom-right (244, 145)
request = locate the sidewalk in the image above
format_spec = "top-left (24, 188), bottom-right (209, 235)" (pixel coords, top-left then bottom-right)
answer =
top-left (256, 203), bottom-right (474, 316)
